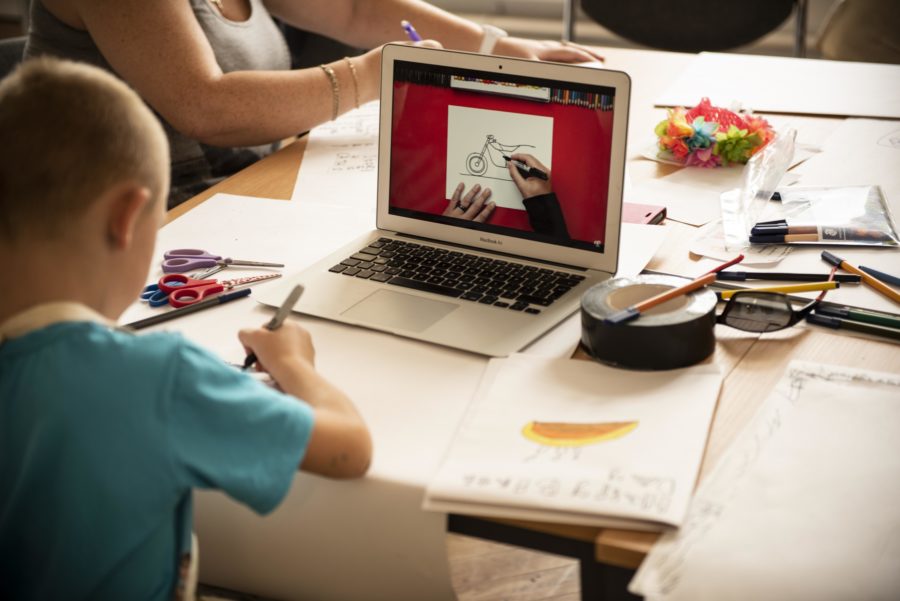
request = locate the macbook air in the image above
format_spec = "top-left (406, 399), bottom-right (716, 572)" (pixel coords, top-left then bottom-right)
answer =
top-left (257, 44), bottom-right (631, 356)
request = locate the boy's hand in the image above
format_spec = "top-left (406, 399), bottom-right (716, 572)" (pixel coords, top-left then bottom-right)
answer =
top-left (238, 322), bottom-right (316, 381)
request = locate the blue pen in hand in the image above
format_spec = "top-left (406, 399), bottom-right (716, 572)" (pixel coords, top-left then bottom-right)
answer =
top-left (401, 20), bottom-right (422, 42)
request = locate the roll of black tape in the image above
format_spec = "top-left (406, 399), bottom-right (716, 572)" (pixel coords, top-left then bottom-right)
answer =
top-left (581, 274), bottom-right (717, 370)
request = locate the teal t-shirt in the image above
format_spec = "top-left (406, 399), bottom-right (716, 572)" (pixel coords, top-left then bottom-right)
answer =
top-left (0, 321), bottom-right (315, 601)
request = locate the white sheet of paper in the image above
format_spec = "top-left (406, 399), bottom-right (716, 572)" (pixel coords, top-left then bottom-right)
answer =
top-left (627, 167), bottom-right (801, 227)
top-left (290, 101), bottom-right (380, 210)
top-left (120, 193), bottom-right (374, 340)
top-left (656, 53), bottom-right (900, 119)
top-left (689, 219), bottom-right (792, 266)
top-left (792, 118), bottom-right (900, 211)
top-left (425, 354), bottom-right (723, 530)
top-left (446, 106), bottom-right (553, 210)
top-left (631, 361), bottom-right (900, 601)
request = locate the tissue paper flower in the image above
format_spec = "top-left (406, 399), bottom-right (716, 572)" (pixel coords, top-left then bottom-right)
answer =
top-left (654, 98), bottom-right (775, 167)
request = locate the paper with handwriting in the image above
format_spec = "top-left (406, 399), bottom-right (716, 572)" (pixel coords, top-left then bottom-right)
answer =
top-left (424, 354), bottom-right (722, 530)
top-left (290, 101), bottom-right (380, 211)
top-left (630, 361), bottom-right (900, 600)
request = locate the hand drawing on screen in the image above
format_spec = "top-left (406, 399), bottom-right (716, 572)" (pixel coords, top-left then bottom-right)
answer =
top-left (465, 134), bottom-right (535, 180)
top-left (443, 182), bottom-right (496, 222)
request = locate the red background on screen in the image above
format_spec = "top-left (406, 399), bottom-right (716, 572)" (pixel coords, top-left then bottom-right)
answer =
top-left (388, 81), bottom-right (615, 244)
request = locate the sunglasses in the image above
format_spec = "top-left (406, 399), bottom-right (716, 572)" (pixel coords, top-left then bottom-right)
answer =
top-left (716, 291), bottom-right (822, 333)
top-left (716, 267), bottom-right (835, 333)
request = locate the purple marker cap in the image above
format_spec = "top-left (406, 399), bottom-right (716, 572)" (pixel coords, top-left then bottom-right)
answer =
top-left (401, 20), bottom-right (422, 42)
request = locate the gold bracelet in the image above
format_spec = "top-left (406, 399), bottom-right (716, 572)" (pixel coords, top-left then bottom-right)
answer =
top-left (319, 64), bottom-right (339, 120)
top-left (343, 56), bottom-right (360, 110)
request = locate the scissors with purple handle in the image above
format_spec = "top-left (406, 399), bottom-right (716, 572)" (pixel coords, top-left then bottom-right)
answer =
top-left (162, 248), bottom-right (284, 274)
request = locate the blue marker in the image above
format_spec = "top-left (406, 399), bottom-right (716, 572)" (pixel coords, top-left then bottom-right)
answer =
top-left (401, 20), bottom-right (422, 42)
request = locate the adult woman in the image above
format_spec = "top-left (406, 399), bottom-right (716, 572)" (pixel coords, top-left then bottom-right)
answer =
top-left (26, 0), bottom-right (601, 206)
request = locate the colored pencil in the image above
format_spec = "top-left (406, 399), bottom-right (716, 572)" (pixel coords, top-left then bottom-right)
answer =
top-left (124, 288), bottom-right (251, 330)
top-left (604, 273), bottom-right (716, 325)
top-left (718, 281), bottom-right (839, 300)
top-left (822, 251), bottom-right (900, 305)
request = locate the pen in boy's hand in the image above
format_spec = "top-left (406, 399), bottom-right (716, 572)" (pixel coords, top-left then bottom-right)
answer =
top-left (242, 285), bottom-right (305, 371)
top-left (401, 20), bottom-right (422, 42)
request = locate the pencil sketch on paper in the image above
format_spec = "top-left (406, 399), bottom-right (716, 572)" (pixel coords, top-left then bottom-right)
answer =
top-left (877, 129), bottom-right (900, 150)
top-left (464, 134), bottom-right (535, 180)
top-left (522, 420), bottom-right (639, 462)
top-left (446, 106), bottom-right (553, 210)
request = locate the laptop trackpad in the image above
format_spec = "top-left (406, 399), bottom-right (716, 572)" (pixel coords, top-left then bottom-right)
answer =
top-left (341, 289), bottom-right (459, 333)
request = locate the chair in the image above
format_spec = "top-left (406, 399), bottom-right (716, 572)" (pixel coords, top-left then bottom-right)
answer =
top-left (566, 0), bottom-right (808, 57)
top-left (0, 36), bottom-right (27, 80)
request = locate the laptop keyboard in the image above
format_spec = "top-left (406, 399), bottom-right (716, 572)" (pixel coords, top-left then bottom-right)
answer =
top-left (328, 237), bottom-right (585, 314)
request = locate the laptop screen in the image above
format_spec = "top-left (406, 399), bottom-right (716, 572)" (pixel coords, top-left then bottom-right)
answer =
top-left (388, 60), bottom-right (617, 254)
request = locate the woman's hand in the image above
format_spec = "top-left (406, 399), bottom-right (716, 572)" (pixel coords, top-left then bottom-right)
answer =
top-left (508, 153), bottom-right (553, 198)
top-left (495, 37), bottom-right (604, 64)
top-left (443, 182), bottom-right (496, 223)
top-left (355, 39), bottom-right (443, 103)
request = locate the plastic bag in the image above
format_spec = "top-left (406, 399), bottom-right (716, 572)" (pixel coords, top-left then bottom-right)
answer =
top-left (721, 128), bottom-right (796, 251)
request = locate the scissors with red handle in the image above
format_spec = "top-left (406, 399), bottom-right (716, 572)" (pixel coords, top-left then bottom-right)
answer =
top-left (158, 273), bottom-right (282, 308)
top-left (162, 248), bottom-right (284, 274)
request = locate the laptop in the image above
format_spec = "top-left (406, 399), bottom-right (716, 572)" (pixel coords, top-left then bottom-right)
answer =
top-left (257, 44), bottom-right (631, 356)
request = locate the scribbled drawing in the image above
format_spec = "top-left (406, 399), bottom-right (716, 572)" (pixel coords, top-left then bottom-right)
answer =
top-left (464, 134), bottom-right (535, 179)
top-left (877, 129), bottom-right (900, 150)
top-left (522, 420), bottom-right (638, 462)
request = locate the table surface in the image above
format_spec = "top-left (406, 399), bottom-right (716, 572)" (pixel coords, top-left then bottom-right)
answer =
top-left (166, 46), bottom-right (900, 570)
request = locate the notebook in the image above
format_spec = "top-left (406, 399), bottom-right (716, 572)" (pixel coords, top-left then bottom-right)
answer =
top-left (257, 44), bottom-right (631, 356)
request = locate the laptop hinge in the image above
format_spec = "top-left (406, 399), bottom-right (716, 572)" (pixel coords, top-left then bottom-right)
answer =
top-left (394, 232), bottom-right (590, 272)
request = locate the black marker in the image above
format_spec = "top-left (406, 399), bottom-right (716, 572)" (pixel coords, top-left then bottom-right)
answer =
top-left (242, 284), bottom-right (305, 370)
top-left (502, 155), bottom-right (548, 180)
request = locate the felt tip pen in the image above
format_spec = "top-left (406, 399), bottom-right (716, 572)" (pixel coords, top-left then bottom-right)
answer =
top-left (806, 313), bottom-right (900, 342)
top-left (717, 281), bottom-right (839, 300)
top-left (242, 285), bottom-right (305, 370)
top-left (749, 233), bottom-right (820, 244)
top-left (821, 251), bottom-right (900, 305)
top-left (750, 225), bottom-right (818, 236)
top-left (605, 273), bottom-right (716, 325)
top-left (716, 271), bottom-right (861, 283)
top-left (859, 265), bottom-right (900, 288)
top-left (124, 288), bottom-right (251, 330)
top-left (815, 305), bottom-right (900, 330)
top-left (401, 20), bottom-right (422, 42)
top-left (502, 155), bottom-right (549, 180)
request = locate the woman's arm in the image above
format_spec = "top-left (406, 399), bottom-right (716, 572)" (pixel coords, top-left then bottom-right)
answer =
top-left (265, 0), bottom-right (603, 62)
top-left (69, 0), bottom-right (382, 147)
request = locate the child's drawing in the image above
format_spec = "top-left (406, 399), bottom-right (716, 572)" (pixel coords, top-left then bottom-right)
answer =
top-left (522, 420), bottom-right (639, 462)
top-left (446, 106), bottom-right (553, 210)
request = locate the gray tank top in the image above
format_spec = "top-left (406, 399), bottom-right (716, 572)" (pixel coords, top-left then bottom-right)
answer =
top-left (26, 0), bottom-right (291, 207)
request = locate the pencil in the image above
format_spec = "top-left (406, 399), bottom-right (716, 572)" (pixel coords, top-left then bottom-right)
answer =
top-left (604, 273), bottom-right (716, 325)
top-left (124, 288), bottom-right (251, 330)
top-left (718, 281), bottom-right (839, 300)
top-left (822, 251), bottom-right (900, 305)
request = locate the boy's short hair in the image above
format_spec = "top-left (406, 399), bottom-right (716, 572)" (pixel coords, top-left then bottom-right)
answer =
top-left (0, 57), bottom-right (169, 242)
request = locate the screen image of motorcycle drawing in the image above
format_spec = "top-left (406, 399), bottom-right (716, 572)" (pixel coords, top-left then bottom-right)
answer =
top-left (446, 106), bottom-right (554, 210)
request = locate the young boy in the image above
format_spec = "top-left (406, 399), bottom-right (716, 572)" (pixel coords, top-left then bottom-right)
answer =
top-left (0, 58), bottom-right (372, 600)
